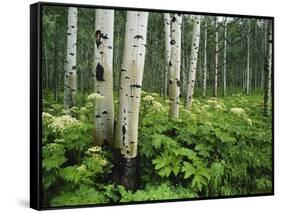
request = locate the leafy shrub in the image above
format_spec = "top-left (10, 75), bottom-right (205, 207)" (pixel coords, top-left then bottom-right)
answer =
top-left (42, 93), bottom-right (272, 206)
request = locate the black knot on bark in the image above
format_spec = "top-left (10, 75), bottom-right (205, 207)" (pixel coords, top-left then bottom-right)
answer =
top-left (134, 35), bottom-right (144, 39)
top-left (176, 79), bottom-right (180, 87)
top-left (95, 30), bottom-right (102, 48)
top-left (170, 40), bottom-right (176, 45)
top-left (122, 125), bottom-right (126, 136)
top-left (131, 84), bottom-right (142, 88)
top-left (101, 34), bottom-right (109, 39)
top-left (96, 63), bottom-right (105, 81)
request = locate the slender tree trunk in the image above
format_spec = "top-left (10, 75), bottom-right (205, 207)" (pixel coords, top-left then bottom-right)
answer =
top-left (202, 20), bottom-right (207, 98)
top-left (80, 36), bottom-right (84, 94)
top-left (164, 13), bottom-right (171, 100)
top-left (223, 21), bottom-right (227, 96)
top-left (169, 14), bottom-right (182, 118)
top-left (93, 9), bottom-right (115, 146)
top-left (246, 20), bottom-right (251, 95)
top-left (264, 20), bottom-right (272, 116)
top-left (115, 11), bottom-right (149, 190)
top-left (214, 17), bottom-right (218, 97)
top-left (184, 19), bottom-right (190, 105)
top-left (64, 7), bottom-right (78, 109)
top-left (261, 22), bottom-right (267, 90)
top-left (186, 15), bottom-right (201, 111)
top-left (53, 17), bottom-right (59, 102)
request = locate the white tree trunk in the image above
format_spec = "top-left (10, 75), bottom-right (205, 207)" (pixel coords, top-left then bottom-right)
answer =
top-left (93, 9), bottom-right (114, 146)
top-left (164, 13), bottom-right (171, 100)
top-left (264, 20), bottom-right (272, 115)
top-left (64, 7), bottom-right (78, 109)
top-left (223, 21), bottom-right (227, 96)
top-left (202, 19), bottom-right (207, 98)
top-left (168, 14), bottom-right (182, 118)
top-left (186, 15), bottom-right (201, 111)
top-left (246, 20), bottom-right (251, 95)
top-left (115, 11), bottom-right (149, 158)
top-left (261, 22), bottom-right (267, 89)
top-left (214, 17), bottom-right (218, 97)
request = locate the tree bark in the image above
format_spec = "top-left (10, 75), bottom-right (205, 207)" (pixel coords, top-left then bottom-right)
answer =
top-left (93, 9), bottom-right (115, 146)
top-left (202, 19), bottom-right (207, 98)
top-left (164, 13), bottom-right (171, 100)
top-left (186, 15), bottom-right (201, 111)
top-left (214, 17), bottom-right (218, 97)
top-left (246, 20), bottom-right (251, 95)
top-left (64, 7), bottom-right (78, 109)
top-left (115, 11), bottom-right (149, 190)
top-left (169, 14), bottom-right (182, 118)
top-left (223, 20), bottom-right (227, 96)
top-left (53, 17), bottom-right (59, 102)
top-left (263, 20), bottom-right (272, 116)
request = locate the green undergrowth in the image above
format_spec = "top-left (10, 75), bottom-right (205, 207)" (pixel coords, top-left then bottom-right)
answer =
top-left (42, 90), bottom-right (272, 207)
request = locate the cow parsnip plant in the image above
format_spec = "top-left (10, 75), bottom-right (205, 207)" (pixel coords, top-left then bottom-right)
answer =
top-left (42, 93), bottom-right (272, 206)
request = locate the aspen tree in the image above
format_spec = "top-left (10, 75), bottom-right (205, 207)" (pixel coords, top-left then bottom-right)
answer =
top-left (264, 20), bottom-right (272, 116)
top-left (214, 17), bottom-right (218, 97)
top-left (169, 14), bottom-right (182, 118)
top-left (93, 9), bottom-right (114, 146)
top-left (164, 13), bottom-right (171, 100)
top-left (186, 15), bottom-right (201, 111)
top-left (223, 19), bottom-right (228, 96)
top-left (53, 17), bottom-right (59, 102)
top-left (64, 7), bottom-right (78, 109)
top-left (202, 19), bottom-right (207, 98)
top-left (115, 11), bottom-right (149, 189)
top-left (246, 20), bottom-right (251, 95)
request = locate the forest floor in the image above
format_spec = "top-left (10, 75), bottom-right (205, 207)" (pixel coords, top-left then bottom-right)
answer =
top-left (42, 91), bottom-right (272, 207)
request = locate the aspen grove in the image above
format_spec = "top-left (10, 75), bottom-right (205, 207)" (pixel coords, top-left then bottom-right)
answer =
top-left (42, 6), bottom-right (273, 207)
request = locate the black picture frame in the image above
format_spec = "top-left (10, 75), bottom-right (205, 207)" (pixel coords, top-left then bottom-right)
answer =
top-left (30, 1), bottom-right (274, 210)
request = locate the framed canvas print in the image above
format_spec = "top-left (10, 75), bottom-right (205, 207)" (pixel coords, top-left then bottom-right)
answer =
top-left (30, 1), bottom-right (274, 210)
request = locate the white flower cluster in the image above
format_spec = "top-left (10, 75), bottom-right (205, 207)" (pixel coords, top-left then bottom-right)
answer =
top-left (143, 95), bottom-right (154, 102)
top-left (214, 104), bottom-right (224, 111)
top-left (87, 146), bottom-right (102, 153)
top-left (152, 101), bottom-right (164, 112)
top-left (246, 118), bottom-right (253, 126)
top-left (206, 99), bottom-right (218, 105)
top-left (45, 142), bottom-right (61, 151)
top-left (201, 104), bottom-right (211, 110)
top-left (202, 98), bottom-right (226, 112)
top-left (87, 93), bottom-right (104, 101)
top-left (42, 112), bottom-right (53, 119)
top-left (192, 99), bottom-right (201, 105)
top-left (100, 159), bottom-right (108, 166)
top-left (151, 92), bottom-right (159, 97)
top-left (80, 107), bottom-right (87, 112)
top-left (49, 115), bottom-right (81, 132)
top-left (42, 112), bottom-right (54, 125)
top-left (77, 164), bottom-right (86, 172)
top-left (232, 93), bottom-right (243, 97)
top-left (143, 95), bottom-right (164, 112)
top-left (230, 107), bottom-right (245, 115)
